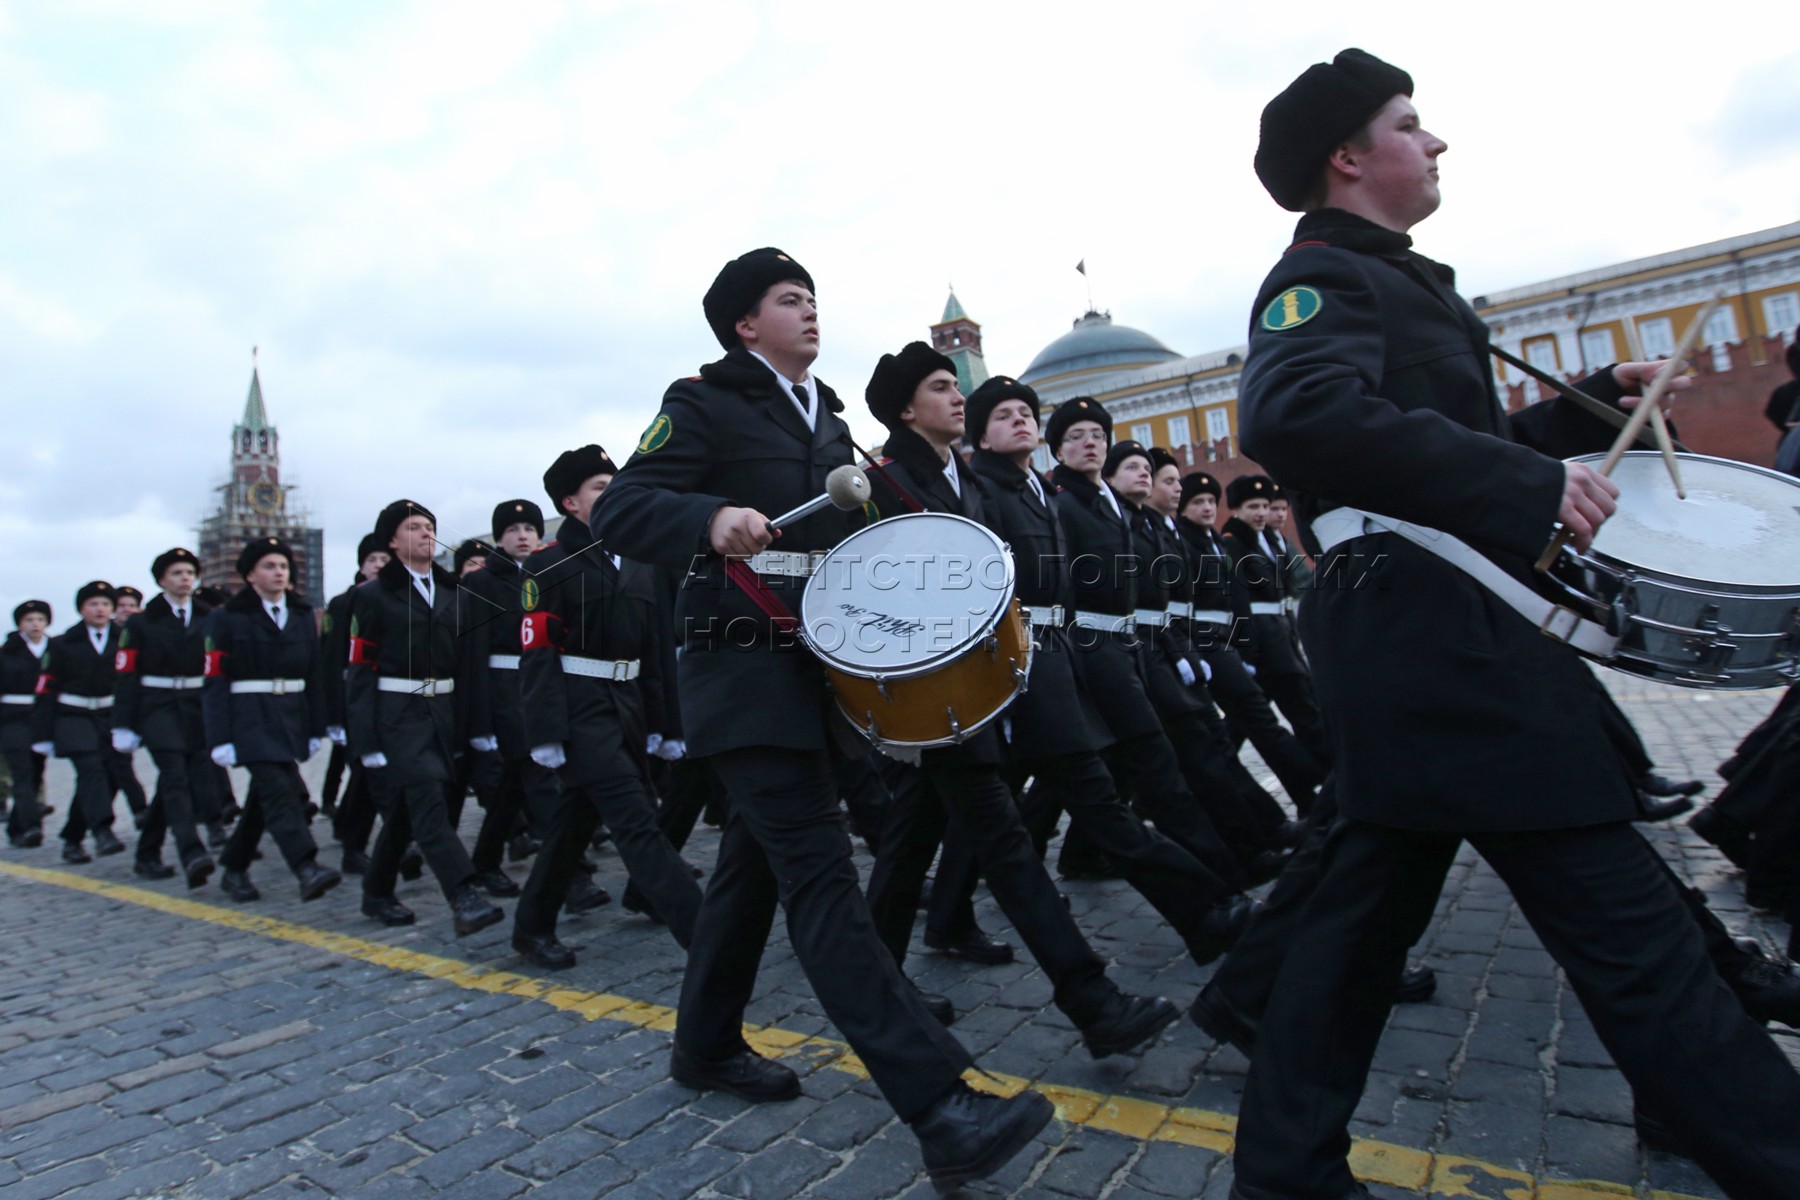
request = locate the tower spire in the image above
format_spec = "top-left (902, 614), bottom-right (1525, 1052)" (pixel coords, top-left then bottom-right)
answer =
top-left (241, 347), bottom-right (269, 432)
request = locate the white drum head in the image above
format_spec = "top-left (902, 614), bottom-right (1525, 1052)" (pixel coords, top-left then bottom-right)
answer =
top-left (1575, 452), bottom-right (1800, 588)
top-left (801, 512), bottom-right (1015, 677)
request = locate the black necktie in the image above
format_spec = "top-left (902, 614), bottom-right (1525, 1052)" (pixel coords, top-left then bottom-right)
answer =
top-left (793, 384), bottom-right (810, 419)
top-left (177, 608), bottom-right (187, 628)
top-left (271, 605), bottom-right (281, 628)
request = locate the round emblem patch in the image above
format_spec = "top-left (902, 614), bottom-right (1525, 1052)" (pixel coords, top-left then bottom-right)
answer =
top-left (521, 579), bottom-right (541, 612)
top-left (1260, 286), bottom-right (1323, 332)
top-left (637, 413), bottom-right (673, 454)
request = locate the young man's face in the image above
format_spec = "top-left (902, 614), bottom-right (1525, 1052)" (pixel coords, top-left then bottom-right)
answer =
top-left (1106, 455), bottom-right (1153, 503)
top-left (981, 399), bottom-right (1039, 458)
top-left (1149, 464), bottom-right (1183, 516)
top-left (389, 515), bottom-right (436, 564)
top-left (901, 369), bottom-right (965, 446)
top-left (113, 595), bottom-right (140, 621)
top-left (1269, 500), bottom-right (1290, 530)
top-left (1182, 493), bottom-right (1218, 528)
top-left (561, 473), bottom-right (613, 526)
top-left (460, 555), bottom-right (486, 577)
top-left (18, 613), bottom-right (48, 639)
top-left (360, 551), bottom-right (390, 582)
top-left (497, 522), bottom-right (540, 562)
top-left (1341, 95), bottom-right (1446, 228)
top-left (159, 563), bottom-right (198, 603)
top-left (247, 555), bottom-right (290, 599)
top-left (1055, 420), bottom-right (1108, 474)
top-left (737, 281), bottom-right (819, 369)
top-left (81, 598), bottom-right (114, 628)
top-left (1236, 497), bottom-right (1271, 531)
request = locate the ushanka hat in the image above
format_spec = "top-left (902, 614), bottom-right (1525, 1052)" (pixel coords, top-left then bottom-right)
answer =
top-left (355, 532), bottom-right (385, 566)
top-left (150, 547), bottom-right (201, 582)
top-left (1180, 471), bottom-right (1222, 510)
top-left (1103, 440), bottom-right (1153, 477)
top-left (13, 600), bottom-right (51, 625)
top-left (1226, 473), bottom-right (1275, 507)
top-left (75, 581), bottom-right (116, 607)
top-left (236, 537), bottom-right (292, 577)
top-left (1045, 396), bottom-right (1112, 452)
top-left (1255, 48), bottom-right (1413, 211)
top-left (375, 499), bottom-right (436, 545)
top-left (543, 445), bottom-right (618, 509)
top-left (865, 342), bottom-right (957, 429)
top-left (491, 499), bottom-right (546, 541)
top-left (964, 376), bottom-right (1039, 447)
top-left (702, 248), bottom-right (815, 350)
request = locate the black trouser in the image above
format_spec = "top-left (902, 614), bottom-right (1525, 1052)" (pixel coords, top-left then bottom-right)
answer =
top-left (676, 746), bottom-right (973, 1122)
top-left (334, 761), bottom-right (377, 854)
top-left (108, 748), bottom-right (148, 816)
top-left (515, 760), bottom-right (700, 945)
top-left (59, 752), bottom-right (115, 844)
top-left (364, 770), bottom-right (475, 901)
top-left (220, 762), bottom-right (319, 874)
top-left (652, 757), bottom-right (715, 851)
top-left (866, 761), bottom-right (1115, 1021)
top-left (1097, 733), bottom-right (1248, 890)
top-left (321, 742), bottom-right (348, 813)
top-left (1234, 819), bottom-right (1800, 1200)
top-left (1252, 662), bottom-right (1330, 772)
top-left (1203, 643), bottom-right (1326, 811)
top-left (4, 748), bottom-right (46, 837)
top-left (137, 746), bottom-right (214, 867)
top-left (470, 752), bottom-right (540, 874)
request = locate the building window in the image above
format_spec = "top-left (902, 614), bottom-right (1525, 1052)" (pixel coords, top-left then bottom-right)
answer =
top-left (1205, 406), bottom-right (1230, 445)
top-left (1763, 292), bottom-right (1798, 340)
top-left (1032, 445), bottom-right (1051, 475)
top-left (1167, 414), bottom-right (1191, 449)
top-left (1580, 328), bottom-right (1616, 368)
top-left (1704, 306), bottom-right (1738, 345)
top-left (1525, 338), bottom-right (1559, 373)
top-left (1637, 316), bottom-right (1676, 359)
top-left (1131, 422), bottom-right (1152, 446)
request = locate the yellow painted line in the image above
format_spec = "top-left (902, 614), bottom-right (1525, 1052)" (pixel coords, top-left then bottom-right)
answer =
top-left (0, 861), bottom-right (1713, 1200)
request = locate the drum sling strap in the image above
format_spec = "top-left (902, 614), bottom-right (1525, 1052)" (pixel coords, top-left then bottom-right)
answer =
top-left (1310, 507), bottom-right (1621, 659)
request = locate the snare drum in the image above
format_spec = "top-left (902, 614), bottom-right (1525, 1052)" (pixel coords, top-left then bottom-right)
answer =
top-left (1568, 451), bottom-right (1800, 690)
top-left (800, 512), bottom-right (1031, 746)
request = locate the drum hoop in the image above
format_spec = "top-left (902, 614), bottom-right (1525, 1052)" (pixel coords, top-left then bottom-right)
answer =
top-left (800, 512), bottom-right (1017, 678)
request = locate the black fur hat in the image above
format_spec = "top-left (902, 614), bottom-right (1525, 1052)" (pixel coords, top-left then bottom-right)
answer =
top-left (491, 499), bottom-right (546, 541)
top-left (1255, 49), bottom-right (1413, 211)
top-left (1103, 440), bottom-right (1153, 478)
top-left (13, 599), bottom-right (51, 626)
top-left (355, 532), bottom-right (385, 568)
top-left (75, 580), bottom-right (116, 608)
top-left (964, 376), bottom-right (1039, 448)
top-left (865, 342), bottom-right (957, 430)
top-left (1045, 396), bottom-right (1112, 453)
top-left (453, 538), bottom-right (491, 574)
top-left (1180, 471), bottom-right (1222, 511)
top-left (236, 537), bottom-right (292, 577)
top-left (375, 499), bottom-right (435, 547)
top-left (150, 547), bottom-right (201, 583)
top-left (543, 445), bottom-right (618, 511)
top-left (702, 248), bottom-right (815, 350)
top-left (1226, 473), bottom-right (1275, 508)
top-left (1148, 447), bottom-right (1181, 476)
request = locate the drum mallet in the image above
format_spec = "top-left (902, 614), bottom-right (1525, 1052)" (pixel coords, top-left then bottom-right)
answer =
top-left (767, 464), bottom-right (872, 532)
top-left (1534, 294), bottom-right (1720, 571)
top-left (1621, 313), bottom-right (1686, 500)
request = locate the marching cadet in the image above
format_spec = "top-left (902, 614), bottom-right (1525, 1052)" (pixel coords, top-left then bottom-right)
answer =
top-left (593, 248), bottom-right (1053, 1192)
top-left (112, 548), bottom-right (218, 886)
top-left (201, 538), bottom-right (340, 903)
top-left (347, 499), bottom-right (503, 937)
top-left (1219, 474), bottom-right (1329, 768)
top-left (324, 533), bottom-right (388, 874)
top-left (858, 343), bottom-right (1183, 1050)
top-left (31, 582), bottom-right (127, 861)
top-left (511, 445), bottom-right (702, 969)
top-left (1173, 471), bottom-right (1326, 809)
top-left (105, 585), bottom-right (152, 826)
top-left (3, 601), bottom-right (53, 847)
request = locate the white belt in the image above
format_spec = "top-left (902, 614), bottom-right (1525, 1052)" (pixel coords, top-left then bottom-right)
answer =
top-left (1024, 604), bottom-right (1064, 628)
top-left (488, 655), bottom-right (520, 670)
top-left (1165, 600), bottom-right (1194, 621)
top-left (561, 655), bottom-right (641, 682)
top-left (1070, 611), bottom-right (1136, 634)
top-left (2, 694), bottom-right (35, 705)
top-left (59, 694), bottom-right (113, 710)
top-left (1134, 608), bottom-right (1170, 630)
top-left (1284, 596), bottom-right (1300, 615)
top-left (376, 677), bottom-right (453, 697)
top-left (1248, 601), bottom-right (1286, 616)
top-left (1189, 608), bottom-right (1233, 626)
top-left (1310, 506), bottom-right (1620, 659)
top-left (142, 675), bottom-right (204, 690)
top-left (746, 550), bottom-right (827, 578)
top-left (230, 678), bottom-right (308, 695)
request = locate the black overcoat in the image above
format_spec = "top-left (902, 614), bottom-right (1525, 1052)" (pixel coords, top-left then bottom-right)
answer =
top-left (344, 559), bottom-right (469, 784)
top-left (200, 587), bottom-right (326, 764)
top-left (30, 623), bottom-right (117, 756)
top-left (114, 594), bottom-right (213, 751)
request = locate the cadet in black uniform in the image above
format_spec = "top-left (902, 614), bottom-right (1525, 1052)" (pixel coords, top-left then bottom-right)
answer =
top-left (106, 585), bottom-right (151, 827)
top-left (323, 533), bottom-right (389, 874)
top-left (31, 582), bottom-right (127, 861)
top-left (593, 249), bottom-right (1053, 1193)
top-left (1229, 49), bottom-right (1800, 1200)
top-left (202, 538), bottom-right (340, 903)
top-left (3, 601), bottom-right (52, 847)
top-left (112, 548), bottom-right (217, 886)
top-left (511, 445), bottom-right (703, 969)
top-left (348, 500), bottom-right (503, 937)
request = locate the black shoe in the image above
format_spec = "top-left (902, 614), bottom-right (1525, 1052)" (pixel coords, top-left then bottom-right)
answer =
top-left (93, 830), bottom-right (126, 857)
top-left (912, 1082), bottom-right (1055, 1195)
top-left (1188, 980), bottom-right (1258, 1056)
top-left (619, 882), bottom-right (664, 923)
top-left (297, 861), bottom-right (342, 902)
top-left (62, 841), bottom-right (92, 864)
top-left (590, 828), bottom-right (611, 849)
top-left (133, 859), bottom-right (176, 880)
top-left (915, 988), bottom-right (956, 1027)
top-left (669, 1046), bottom-right (801, 1102)
top-left (1079, 992), bottom-right (1180, 1060)
top-left (512, 931), bottom-right (576, 970)
top-left (361, 894), bottom-right (415, 925)
top-left (183, 855), bottom-right (215, 889)
top-left (1689, 805), bottom-right (1752, 867)
top-left (132, 809), bottom-right (148, 831)
top-left (1395, 965), bottom-right (1438, 1005)
top-left (340, 849), bottom-right (370, 875)
top-left (397, 847), bottom-right (424, 882)
top-left (1246, 847), bottom-right (1292, 886)
top-left (1725, 944), bottom-right (1800, 1029)
top-left (1642, 773), bottom-right (1705, 798)
top-left (1274, 818), bottom-right (1305, 848)
top-left (221, 802), bottom-right (243, 822)
top-left (451, 883), bottom-right (504, 937)
top-left (923, 927), bottom-right (1015, 966)
top-left (1187, 894), bottom-right (1257, 965)
top-left (1634, 1106), bottom-right (1689, 1157)
top-left (472, 868), bottom-right (521, 898)
top-left (1636, 791), bottom-right (1695, 822)
top-left (219, 870), bottom-right (260, 902)
top-left (507, 834), bottom-right (539, 863)
top-left (10, 830), bottom-right (44, 849)
top-left (205, 822), bottom-right (229, 851)
top-left (1058, 853), bottom-right (1121, 881)
top-left (566, 877), bottom-right (612, 914)
top-left (685, 859), bottom-right (704, 879)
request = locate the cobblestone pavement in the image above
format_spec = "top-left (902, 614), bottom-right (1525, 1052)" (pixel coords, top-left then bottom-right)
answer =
top-left (1, 671), bottom-right (1794, 1199)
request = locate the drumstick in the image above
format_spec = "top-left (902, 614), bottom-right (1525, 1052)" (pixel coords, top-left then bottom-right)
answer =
top-left (1620, 314), bottom-right (1687, 499)
top-left (1534, 294), bottom-right (1719, 571)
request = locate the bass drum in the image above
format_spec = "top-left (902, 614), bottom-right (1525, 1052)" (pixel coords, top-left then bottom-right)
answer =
top-left (1570, 451), bottom-right (1800, 690)
top-left (800, 512), bottom-right (1030, 746)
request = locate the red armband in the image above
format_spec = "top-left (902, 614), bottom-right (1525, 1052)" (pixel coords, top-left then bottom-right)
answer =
top-left (203, 649), bottom-right (228, 677)
top-left (349, 636), bottom-right (380, 666)
top-left (115, 648), bottom-right (138, 674)
top-left (520, 612), bottom-right (551, 651)
top-left (34, 673), bottom-right (53, 695)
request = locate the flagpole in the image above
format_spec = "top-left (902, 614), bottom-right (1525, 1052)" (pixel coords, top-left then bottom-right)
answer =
top-left (1076, 258), bottom-right (1094, 312)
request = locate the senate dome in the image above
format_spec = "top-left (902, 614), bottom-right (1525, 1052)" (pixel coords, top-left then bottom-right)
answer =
top-left (1017, 310), bottom-right (1184, 386)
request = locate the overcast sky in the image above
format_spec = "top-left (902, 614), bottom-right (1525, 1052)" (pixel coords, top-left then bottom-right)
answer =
top-left (4, 0), bottom-right (1797, 615)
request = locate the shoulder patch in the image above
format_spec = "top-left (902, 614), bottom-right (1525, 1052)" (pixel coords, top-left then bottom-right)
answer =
top-left (1260, 286), bottom-right (1323, 332)
top-left (521, 578), bottom-right (541, 612)
top-left (637, 413), bottom-right (673, 454)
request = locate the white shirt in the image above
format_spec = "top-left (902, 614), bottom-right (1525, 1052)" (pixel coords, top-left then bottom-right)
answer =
top-left (24, 636), bottom-right (46, 660)
top-left (749, 350), bottom-right (817, 432)
top-left (942, 455), bottom-right (961, 499)
top-left (406, 565), bottom-right (434, 609)
top-left (263, 598), bottom-right (287, 631)
top-left (1025, 471), bottom-right (1048, 509)
top-left (166, 596), bottom-right (190, 628)
top-left (87, 625), bottom-right (109, 655)
top-left (1099, 483), bottom-right (1124, 521)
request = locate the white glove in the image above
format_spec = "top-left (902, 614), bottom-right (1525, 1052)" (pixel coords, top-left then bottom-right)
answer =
top-left (1176, 659), bottom-right (1197, 687)
top-left (211, 743), bottom-right (237, 767)
top-left (1201, 659), bottom-right (1213, 682)
top-left (1244, 662), bottom-right (1257, 677)
top-left (326, 725), bottom-right (347, 746)
top-left (531, 743), bottom-right (566, 769)
top-left (30, 741), bottom-right (54, 757)
top-left (1002, 718), bottom-right (1013, 743)
top-left (306, 737), bottom-right (324, 761)
top-left (469, 736), bottom-right (498, 753)
top-left (112, 729), bottom-right (142, 753)
top-left (646, 732), bottom-right (664, 756)
top-left (653, 738), bottom-right (685, 761)
top-left (361, 751), bottom-right (388, 769)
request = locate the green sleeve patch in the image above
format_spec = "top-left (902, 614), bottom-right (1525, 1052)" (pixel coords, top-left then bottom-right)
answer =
top-left (321, 612), bottom-right (333, 634)
top-left (1260, 286), bottom-right (1323, 331)
top-left (636, 412), bottom-right (673, 454)
top-left (521, 579), bottom-right (540, 612)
